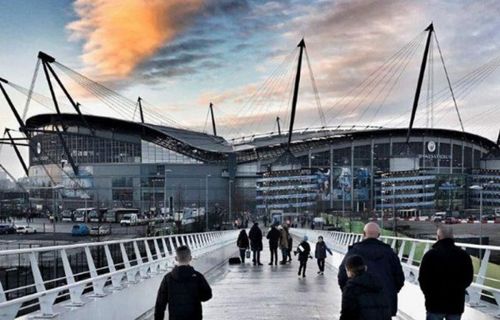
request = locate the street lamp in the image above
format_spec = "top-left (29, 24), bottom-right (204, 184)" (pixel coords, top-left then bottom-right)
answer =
top-left (392, 183), bottom-right (396, 236)
top-left (380, 182), bottom-right (385, 231)
top-left (205, 174), bottom-right (211, 231)
top-left (228, 179), bottom-right (233, 225)
top-left (163, 169), bottom-right (172, 216)
top-left (470, 181), bottom-right (494, 257)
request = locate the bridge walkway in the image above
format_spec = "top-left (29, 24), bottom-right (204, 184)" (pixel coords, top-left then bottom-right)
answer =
top-left (202, 241), bottom-right (342, 320)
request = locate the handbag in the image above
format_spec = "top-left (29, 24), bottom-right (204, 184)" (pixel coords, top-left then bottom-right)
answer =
top-left (245, 249), bottom-right (251, 259)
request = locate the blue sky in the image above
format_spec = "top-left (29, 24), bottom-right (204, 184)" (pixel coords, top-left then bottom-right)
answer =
top-left (1, 0), bottom-right (500, 177)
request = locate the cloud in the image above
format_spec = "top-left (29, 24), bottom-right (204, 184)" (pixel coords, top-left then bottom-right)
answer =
top-left (67, 0), bottom-right (203, 80)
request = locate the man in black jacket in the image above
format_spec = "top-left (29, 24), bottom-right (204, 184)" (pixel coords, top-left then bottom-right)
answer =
top-left (154, 245), bottom-right (212, 320)
top-left (266, 224), bottom-right (281, 265)
top-left (249, 222), bottom-right (263, 266)
top-left (418, 226), bottom-right (473, 320)
top-left (338, 222), bottom-right (404, 317)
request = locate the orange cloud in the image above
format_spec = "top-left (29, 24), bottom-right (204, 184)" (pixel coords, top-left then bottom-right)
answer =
top-left (67, 0), bottom-right (203, 80)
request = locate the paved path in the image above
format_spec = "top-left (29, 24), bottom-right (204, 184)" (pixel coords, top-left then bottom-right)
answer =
top-left (203, 240), bottom-right (343, 320)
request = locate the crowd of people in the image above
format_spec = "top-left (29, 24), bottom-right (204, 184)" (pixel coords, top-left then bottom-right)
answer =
top-left (154, 221), bottom-right (474, 320)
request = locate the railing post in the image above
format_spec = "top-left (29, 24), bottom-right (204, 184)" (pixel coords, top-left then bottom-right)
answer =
top-left (398, 240), bottom-right (406, 260)
top-left (104, 244), bottom-right (123, 289)
top-left (469, 249), bottom-right (491, 306)
top-left (408, 242), bottom-right (417, 266)
top-left (144, 240), bottom-right (157, 274)
top-left (29, 252), bottom-right (58, 317)
top-left (133, 241), bottom-right (149, 279)
top-left (120, 242), bottom-right (137, 283)
top-left (0, 277), bottom-right (22, 320)
top-left (60, 249), bottom-right (85, 305)
top-left (84, 247), bottom-right (106, 297)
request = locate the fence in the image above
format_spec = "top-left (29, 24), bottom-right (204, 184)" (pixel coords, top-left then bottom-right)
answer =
top-left (0, 230), bottom-right (238, 319)
top-left (291, 229), bottom-right (500, 318)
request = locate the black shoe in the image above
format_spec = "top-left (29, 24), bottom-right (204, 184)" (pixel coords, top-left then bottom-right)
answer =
top-left (268, 262), bottom-right (273, 266)
top-left (258, 263), bottom-right (263, 266)
top-left (302, 274), bottom-right (306, 278)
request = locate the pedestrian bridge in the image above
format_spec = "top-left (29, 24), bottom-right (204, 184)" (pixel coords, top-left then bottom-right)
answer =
top-left (0, 229), bottom-right (498, 319)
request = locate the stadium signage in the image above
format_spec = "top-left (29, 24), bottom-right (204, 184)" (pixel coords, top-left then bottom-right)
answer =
top-left (418, 154), bottom-right (451, 160)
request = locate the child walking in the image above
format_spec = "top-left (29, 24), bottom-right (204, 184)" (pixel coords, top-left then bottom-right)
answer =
top-left (295, 235), bottom-right (312, 278)
top-left (339, 255), bottom-right (391, 320)
top-left (315, 235), bottom-right (333, 275)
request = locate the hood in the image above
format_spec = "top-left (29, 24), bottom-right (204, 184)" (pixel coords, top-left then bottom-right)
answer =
top-left (171, 265), bottom-right (196, 281)
top-left (350, 272), bottom-right (383, 292)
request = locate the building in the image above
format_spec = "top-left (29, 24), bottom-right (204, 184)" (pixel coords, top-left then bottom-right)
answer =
top-left (22, 113), bottom-right (499, 220)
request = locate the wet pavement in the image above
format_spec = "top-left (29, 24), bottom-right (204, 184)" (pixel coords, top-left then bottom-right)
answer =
top-left (203, 241), bottom-right (342, 320)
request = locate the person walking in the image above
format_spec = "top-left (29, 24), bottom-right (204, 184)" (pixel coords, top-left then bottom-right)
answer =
top-left (249, 222), bottom-right (263, 266)
top-left (266, 224), bottom-right (281, 266)
top-left (279, 224), bottom-right (290, 264)
top-left (338, 222), bottom-right (404, 317)
top-left (295, 235), bottom-right (312, 278)
top-left (418, 226), bottom-right (473, 320)
top-left (315, 235), bottom-right (332, 275)
top-left (339, 255), bottom-right (392, 320)
top-left (237, 229), bottom-right (250, 263)
top-left (154, 245), bottom-right (212, 320)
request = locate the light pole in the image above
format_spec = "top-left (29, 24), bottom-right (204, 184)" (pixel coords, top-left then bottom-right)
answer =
top-left (380, 182), bottom-right (385, 231)
top-left (392, 183), bottom-right (396, 236)
top-left (163, 169), bottom-right (172, 216)
top-left (470, 181), bottom-right (494, 258)
top-left (228, 179), bottom-right (232, 225)
top-left (163, 169), bottom-right (172, 231)
top-left (205, 174), bottom-right (211, 231)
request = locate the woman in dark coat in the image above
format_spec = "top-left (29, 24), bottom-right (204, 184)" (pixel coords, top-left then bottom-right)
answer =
top-left (248, 222), bottom-right (263, 266)
top-left (237, 229), bottom-right (250, 263)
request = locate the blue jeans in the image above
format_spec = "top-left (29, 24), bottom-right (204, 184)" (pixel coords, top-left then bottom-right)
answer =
top-left (426, 313), bottom-right (461, 320)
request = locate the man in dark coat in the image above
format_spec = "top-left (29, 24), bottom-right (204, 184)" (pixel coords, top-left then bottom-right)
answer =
top-left (419, 226), bottom-right (473, 320)
top-left (338, 222), bottom-right (404, 317)
top-left (249, 222), bottom-right (263, 265)
top-left (266, 224), bottom-right (281, 265)
top-left (154, 245), bottom-right (212, 320)
top-left (340, 255), bottom-right (392, 320)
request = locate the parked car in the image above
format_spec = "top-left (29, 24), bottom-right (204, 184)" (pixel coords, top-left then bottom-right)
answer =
top-left (0, 224), bottom-right (16, 234)
top-left (71, 224), bottom-right (90, 236)
top-left (120, 213), bottom-right (138, 226)
top-left (61, 210), bottom-right (73, 222)
top-left (16, 225), bottom-right (37, 234)
top-left (444, 216), bottom-right (459, 224)
top-left (89, 225), bottom-right (111, 236)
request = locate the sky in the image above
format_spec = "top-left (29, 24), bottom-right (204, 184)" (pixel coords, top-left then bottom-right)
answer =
top-left (0, 0), bottom-right (499, 178)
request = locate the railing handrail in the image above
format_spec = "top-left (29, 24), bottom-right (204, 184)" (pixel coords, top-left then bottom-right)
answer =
top-left (0, 230), bottom-right (224, 256)
top-left (324, 230), bottom-right (500, 251)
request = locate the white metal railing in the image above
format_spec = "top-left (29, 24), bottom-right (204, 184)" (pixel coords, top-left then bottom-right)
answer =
top-left (0, 230), bottom-right (238, 319)
top-left (291, 229), bottom-right (500, 318)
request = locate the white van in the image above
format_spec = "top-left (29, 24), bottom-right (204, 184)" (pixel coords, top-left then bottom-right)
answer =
top-left (120, 213), bottom-right (138, 226)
